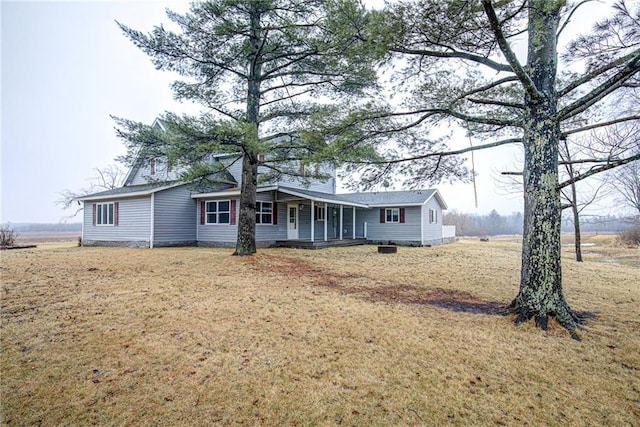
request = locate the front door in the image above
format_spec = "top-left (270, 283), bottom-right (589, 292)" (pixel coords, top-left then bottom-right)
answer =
top-left (287, 204), bottom-right (299, 240)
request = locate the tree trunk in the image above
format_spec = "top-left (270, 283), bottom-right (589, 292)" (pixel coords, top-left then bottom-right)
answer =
top-left (234, 153), bottom-right (259, 255)
top-left (570, 190), bottom-right (583, 262)
top-left (562, 137), bottom-right (583, 262)
top-left (505, 1), bottom-right (583, 335)
top-left (233, 3), bottom-right (263, 256)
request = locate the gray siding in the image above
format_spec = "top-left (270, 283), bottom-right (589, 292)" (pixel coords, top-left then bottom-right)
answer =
top-left (276, 193), bottom-right (304, 202)
top-left (255, 192), bottom-right (287, 241)
top-left (196, 197), bottom-right (238, 243)
top-left (298, 204), bottom-right (312, 239)
top-left (422, 197), bottom-right (444, 245)
top-left (83, 197), bottom-right (151, 244)
top-left (340, 207), bottom-right (357, 238)
top-left (361, 206), bottom-right (422, 244)
top-left (129, 158), bottom-right (182, 185)
top-left (197, 196), bottom-right (288, 244)
top-left (256, 201), bottom-right (287, 242)
top-left (153, 185), bottom-right (197, 245)
top-left (275, 173), bottom-right (335, 193)
top-left (222, 156), bottom-right (243, 184)
top-left (290, 203), bottom-right (344, 240)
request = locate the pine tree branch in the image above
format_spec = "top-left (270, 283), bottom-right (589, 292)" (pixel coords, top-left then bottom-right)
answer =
top-left (461, 76), bottom-right (520, 98)
top-left (561, 115), bottom-right (640, 136)
top-left (481, 0), bottom-right (542, 101)
top-left (390, 47), bottom-right (512, 72)
top-left (468, 97), bottom-right (525, 109)
top-left (260, 80), bottom-right (332, 95)
top-left (557, 54), bottom-right (640, 120)
top-left (558, 153), bottom-right (640, 189)
top-left (353, 138), bottom-right (522, 165)
top-left (558, 49), bottom-right (640, 97)
top-left (556, 0), bottom-right (594, 40)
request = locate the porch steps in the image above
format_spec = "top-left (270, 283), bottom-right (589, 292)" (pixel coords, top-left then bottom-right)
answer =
top-left (273, 238), bottom-right (368, 249)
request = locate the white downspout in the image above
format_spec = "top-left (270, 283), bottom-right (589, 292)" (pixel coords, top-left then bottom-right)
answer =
top-left (149, 193), bottom-right (155, 248)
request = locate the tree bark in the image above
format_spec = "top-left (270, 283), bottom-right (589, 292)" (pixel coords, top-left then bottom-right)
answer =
top-left (234, 153), bottom-right (259, 256)
top-left (504, 1), bottom-right (583, 334)
top-left (233, 3), bottom-right (263, 256)
top-left (570, 186), bottom-right (583, 262)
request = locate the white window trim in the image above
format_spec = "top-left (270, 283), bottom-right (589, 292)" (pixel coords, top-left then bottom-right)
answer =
top-left (205, 200), bottom-right (231, 225)
top-left (315, 205), bottom-right (326, 221)
top-left (96, 202), bottom-right (115, 226)
top-left (429, 208), bottom-right (438, 224)
top-left (256, 201), bottom-right (274, 225)
top-left (386, 208), bottom-right (400, 223)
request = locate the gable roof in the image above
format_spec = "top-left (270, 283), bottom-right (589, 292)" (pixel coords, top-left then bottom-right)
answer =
top-left (78, 180), bottom-right (235, 202)
top-left (78, 181), bottom-right (185, 201)
top-left (338, 189), bottom-right (447, 209)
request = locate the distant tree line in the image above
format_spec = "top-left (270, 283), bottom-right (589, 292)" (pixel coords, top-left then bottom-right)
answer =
top-left (444, 210), bottom-right (523, 237)
top-left (1, 223), bottom-right (82, 233)
top-left (444, 211), bottom-right (636, 237)
top-left (561, 215), bottom-right (638, 233)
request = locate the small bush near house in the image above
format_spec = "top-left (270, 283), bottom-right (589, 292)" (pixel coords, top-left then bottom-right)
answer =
top-left (0, 225), bottom-right (17, 248)
top-left (617, 223), bottom-right (640, 247)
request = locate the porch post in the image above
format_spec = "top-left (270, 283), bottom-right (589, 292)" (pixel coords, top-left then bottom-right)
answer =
top-left (339, 205), bottom-right (343, 240)
top-left (324, 203), bottom-right (328, 242)
top-left (310, 200), bottom-right (315, 242)
top-left (352, 207), bottom-right (356, 239)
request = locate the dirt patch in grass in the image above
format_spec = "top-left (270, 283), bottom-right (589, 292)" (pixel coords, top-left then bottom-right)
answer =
top-left (248, 253), bottom-right (507, 313)
top-left (1, 239), bottom-right (639, 426)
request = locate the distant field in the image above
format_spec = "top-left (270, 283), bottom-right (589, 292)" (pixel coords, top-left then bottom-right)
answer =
top-left (14, 231), bottom-right (81, 244)
top-left (1, 236), bottom-right (638, 425)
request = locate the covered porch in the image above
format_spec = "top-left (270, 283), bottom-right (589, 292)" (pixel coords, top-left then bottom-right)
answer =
top-left (274, 186), bottom-right (369, 245)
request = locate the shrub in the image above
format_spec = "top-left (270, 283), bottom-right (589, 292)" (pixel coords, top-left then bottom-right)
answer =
top-left (617, 224), bottom-right (640, 247)
top-left (0, 226), bottom-right (18, 248)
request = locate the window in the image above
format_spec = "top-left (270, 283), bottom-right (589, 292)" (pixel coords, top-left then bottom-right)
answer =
top-left (315, 205), bottom-right (326, 221)
top-left (380, 207), bottom-right (405, 224)
top-left (150, 159), bottom-right (156, 175)
top-left (429, 209), bottom-right (438, 224)
top-left (95, 202), bottom-right (117, 226)
top-left (386, 208), bottom-right (400, 223)
top-left (256, 201), bottom-right (273, 224)
top-left (206, 200), bottom-right (230, 224)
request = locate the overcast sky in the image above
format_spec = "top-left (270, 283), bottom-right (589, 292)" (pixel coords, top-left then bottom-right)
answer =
top-left (1, 1), bottom-right (614, 223)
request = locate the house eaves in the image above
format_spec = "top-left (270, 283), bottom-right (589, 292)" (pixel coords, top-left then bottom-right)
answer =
top-left (192, 185), bottom-right (369, 208)
top-left (78, 182), bottom-right (185, 202)
top-left (191, 186), bottom-right (446, 210)
top-left (192, 186), bottom-right (278, 199)
top-left (274, 186), bottom-right (369, 208)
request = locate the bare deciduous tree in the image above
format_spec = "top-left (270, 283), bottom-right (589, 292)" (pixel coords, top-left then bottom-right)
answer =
top-left (57, 165), bottom-right (126, 222)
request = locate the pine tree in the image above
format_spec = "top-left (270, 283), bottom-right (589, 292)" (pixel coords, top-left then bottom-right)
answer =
top-left (115, 0), bottom-right (376, 255)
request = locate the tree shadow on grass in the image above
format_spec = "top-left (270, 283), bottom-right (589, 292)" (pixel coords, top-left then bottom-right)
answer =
top-left (324, 282), bottom-right (507, 315)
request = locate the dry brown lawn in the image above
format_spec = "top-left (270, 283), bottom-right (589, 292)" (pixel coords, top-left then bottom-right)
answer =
top-left (1, 235), bottom-right (638, 426)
